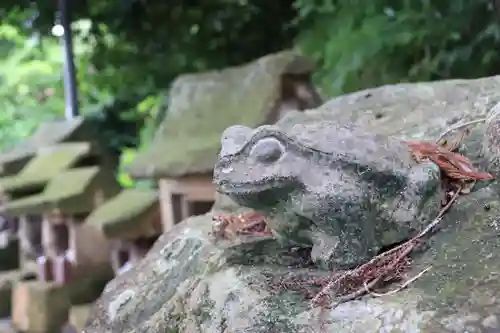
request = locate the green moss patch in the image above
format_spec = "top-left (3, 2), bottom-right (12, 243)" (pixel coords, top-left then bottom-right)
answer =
top-left (0, 142), bottom-right (92, 194)
top-left (86, 188), bottom-right (159, 239)
top-left (127, 50), bottom-right (314, 179)
top-left (0, 166), bottom-right (109, 216)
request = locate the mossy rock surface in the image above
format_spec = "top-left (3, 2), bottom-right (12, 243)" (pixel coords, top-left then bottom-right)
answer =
top-left (86, 188), bottom-right (159, 239)
top-left (84, 76), bottom-right (500, 333)
top-left (127, 50), bottom-right (315, 179)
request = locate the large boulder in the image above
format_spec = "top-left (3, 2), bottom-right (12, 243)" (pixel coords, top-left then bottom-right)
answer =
top-left (84, 76), bottom-right (500, 333)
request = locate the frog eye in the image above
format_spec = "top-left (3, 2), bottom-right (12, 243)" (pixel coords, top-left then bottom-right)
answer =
top-left (249, 137), bottom-right (284, 164)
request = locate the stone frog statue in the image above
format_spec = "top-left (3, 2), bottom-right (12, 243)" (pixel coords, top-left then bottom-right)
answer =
top-left (213, 113), bottom-right (443, 270)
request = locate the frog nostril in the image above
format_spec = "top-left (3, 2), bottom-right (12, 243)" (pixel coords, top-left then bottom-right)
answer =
top-left (216, 157), bottom-right (230, 169)
top-left (215, 158), bottom-right (236, 178)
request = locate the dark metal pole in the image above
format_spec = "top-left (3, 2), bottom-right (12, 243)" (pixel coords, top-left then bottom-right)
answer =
top-left (59, 0), bottom-right (79, 119)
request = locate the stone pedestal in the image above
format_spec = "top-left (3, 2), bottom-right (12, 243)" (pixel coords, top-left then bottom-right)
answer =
top-left (0, 270), bottom-right (28, 317)
top-left (0, 236), bottom-right (19, 271)
top-left (69, 304), bottom-right (93, 332)
top-left (12, 281), bottom-right (70, 333)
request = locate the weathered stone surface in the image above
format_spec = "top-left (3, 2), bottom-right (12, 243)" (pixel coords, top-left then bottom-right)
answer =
top-left (215, 117), bottom-right (442, 269)
top-left (84, 76), bottom-right (500, 333)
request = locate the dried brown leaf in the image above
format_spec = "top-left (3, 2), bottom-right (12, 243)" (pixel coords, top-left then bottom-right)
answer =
top-left (210, 211), bottom-right (272, 241)
top-left (406, 140), bottom-right (494, 181)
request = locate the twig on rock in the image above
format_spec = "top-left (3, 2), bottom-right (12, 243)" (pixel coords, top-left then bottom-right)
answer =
top-left (310, 236), bottom-right (417, 308)
top-left (365, 266), bottom-right (431, 297)
top-left (435, 118), bottom-right (486, 143)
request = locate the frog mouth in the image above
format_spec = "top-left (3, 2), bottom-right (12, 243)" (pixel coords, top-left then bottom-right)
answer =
top-left (216, 178), bottom-right (298, 209)
top-left (217, 180), bottom-right (293, 211)
top-left (216, 178), bottom-right (291, 195)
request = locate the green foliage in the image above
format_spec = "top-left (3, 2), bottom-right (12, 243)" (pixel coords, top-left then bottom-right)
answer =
top-left (0, 19), bottom-right (114, 149)
top-left (117, 96), bottom-right (163, 183)
top-left (294, 0), bottom-right (500, 96)
top-left (0, 23), bottom-right (63, 149)
top-left (0, 19), bottom-right (144, 187)
top-left (17, 1), bottom-right (298, 79)
top-left (114, 92), bottom-right (166, 188)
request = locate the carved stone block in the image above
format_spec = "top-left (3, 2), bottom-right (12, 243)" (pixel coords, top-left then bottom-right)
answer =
top-left (11, 280), bottom-right (70, 333)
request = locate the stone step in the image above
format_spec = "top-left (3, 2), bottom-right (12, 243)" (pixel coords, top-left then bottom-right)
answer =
top-left (0, 318), bottom-right (15, 333)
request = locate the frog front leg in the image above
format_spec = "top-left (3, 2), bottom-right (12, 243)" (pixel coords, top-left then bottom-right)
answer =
top-left (309, 227), bottom-right (381, 271)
